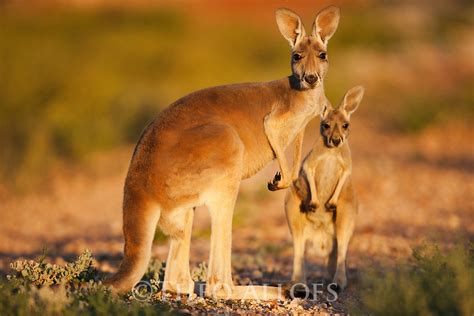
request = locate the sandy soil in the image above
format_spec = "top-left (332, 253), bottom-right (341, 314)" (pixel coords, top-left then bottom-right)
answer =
top-left (1, 117), bottom-right (472, 311)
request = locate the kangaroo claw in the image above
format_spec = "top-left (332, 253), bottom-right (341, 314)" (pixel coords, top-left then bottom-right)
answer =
top-left (268, 171), bottom-right (283, 191)
top-left (267, 181), bottom-right (279, 191)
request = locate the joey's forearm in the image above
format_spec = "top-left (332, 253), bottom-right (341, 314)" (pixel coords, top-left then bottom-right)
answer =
top-left (303, 166), bottom-right (319, 204)
top-left (329, 170), bottom-right (351, 203)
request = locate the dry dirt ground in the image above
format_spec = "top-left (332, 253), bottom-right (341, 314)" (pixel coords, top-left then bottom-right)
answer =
top-left (1, 117), bottom-right (473, 312)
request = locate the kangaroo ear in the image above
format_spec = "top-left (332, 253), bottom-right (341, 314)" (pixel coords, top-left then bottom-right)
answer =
top-left (320, 100), bottom-right (333, 118)
top-left (276, 8), bottom-right (306, 47)
top-left (341, 86), bottom-right (364, 116)
top-left (312, 6), bottom-right (340, 45)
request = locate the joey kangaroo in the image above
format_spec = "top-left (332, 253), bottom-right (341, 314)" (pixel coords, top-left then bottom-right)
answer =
top-left (105, 6), bottom-right (341, 299)
top-left (285, 86), bottom-right (364, 290)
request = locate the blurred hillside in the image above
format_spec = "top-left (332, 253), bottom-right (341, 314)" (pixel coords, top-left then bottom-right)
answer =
top-left (0, 0), bottom-right (472, 191)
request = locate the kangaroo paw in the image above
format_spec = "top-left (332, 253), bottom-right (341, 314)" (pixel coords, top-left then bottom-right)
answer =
top-left (300, 201), bottom-right (318, 213)
top-left (268, 172), bottom-right (283, 191)
top-left (325, 201), bottom-right (337, 212)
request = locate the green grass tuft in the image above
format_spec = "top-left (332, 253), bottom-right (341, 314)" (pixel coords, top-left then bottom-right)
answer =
top-left (353, 243), bottom-right (474, 315)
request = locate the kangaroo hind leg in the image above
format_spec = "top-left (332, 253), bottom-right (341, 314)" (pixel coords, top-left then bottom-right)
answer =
top-left (161, 207), bottom-right (195, 294)
top-left (205, 174), bottom-right (241, 298)
top-left (332, 201), bottom-right (355, 290)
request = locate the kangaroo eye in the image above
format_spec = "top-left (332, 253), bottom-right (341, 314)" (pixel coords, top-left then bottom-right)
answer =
top-left (342, 123), bottom-right (349, 129)
top-left (319, 52), bottom-right (327, 60)
top-left (293, 53), bottom-right (303, 62)
top-left (322, 122), bottom-right (330, 130)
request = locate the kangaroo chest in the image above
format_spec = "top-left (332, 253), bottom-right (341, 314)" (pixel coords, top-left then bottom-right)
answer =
top-left (313, 152), bottom-right (344, 202)
top-left (242, 100), bottom-right (319, 178)
top-left (279, 105), bottom-right (319, 148)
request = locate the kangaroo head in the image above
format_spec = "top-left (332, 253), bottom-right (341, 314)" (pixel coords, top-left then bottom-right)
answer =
top-left (320, 86), bottom-right (364, 148)
top-left (276, 6), bottom-right (340, 90)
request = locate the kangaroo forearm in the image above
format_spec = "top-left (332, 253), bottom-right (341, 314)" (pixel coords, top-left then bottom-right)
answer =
top-left (330, 170), bottom-right (350, 202)
top-left (275, 148), bottom-right (291, 182)
top-left (303, 166), bottom-right (318, 203)
top-left (264, 116), bottom-right (292, 184)
top-left (309, 179), bottom-right (318, 203)
top-left (292, 130), bottom-right (305, 180)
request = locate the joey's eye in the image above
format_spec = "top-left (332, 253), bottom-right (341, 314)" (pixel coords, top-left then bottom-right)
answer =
top-left (342, 123), bottom-right (349, 129)
top-left (319, 52), bottom-right (327, 60)
top-left (293, 53), bottom-right (303, 62)
top-left (322, 122), bottom-right (330, 130)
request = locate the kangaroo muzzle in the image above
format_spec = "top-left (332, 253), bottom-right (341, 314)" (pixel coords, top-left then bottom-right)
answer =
top-left (304, 74), bottom-right (318, 85)
top-left (331, 137), bottom-right (342, 146)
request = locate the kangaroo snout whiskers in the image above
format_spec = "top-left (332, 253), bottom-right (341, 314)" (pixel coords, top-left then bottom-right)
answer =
top-left (285, 85), bottom-right (364, 291)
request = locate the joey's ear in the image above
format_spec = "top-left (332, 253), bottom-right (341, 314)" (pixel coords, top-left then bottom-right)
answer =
top-left (276, 8), bottom-right (306, 47)
top-left (341, 86), bottom-right (364, 116)
top-left (312, 6), bottom-right (340, 45)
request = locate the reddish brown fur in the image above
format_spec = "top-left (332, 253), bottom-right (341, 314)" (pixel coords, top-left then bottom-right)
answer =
top-left (106, 6), bottom-right (341, 298)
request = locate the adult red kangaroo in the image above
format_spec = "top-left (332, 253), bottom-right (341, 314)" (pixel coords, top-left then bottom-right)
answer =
top-left (105, 6), bottom-right (341, 299)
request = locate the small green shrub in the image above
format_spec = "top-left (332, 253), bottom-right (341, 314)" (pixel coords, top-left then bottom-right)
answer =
top-left (8, 249), bottom-right (95, 286)
top-left (191, 262), bottom-right (208, 282)
top-left (143, 258), bottom-right (166, 293)
top-left (0, 280), bottom-right (173, 316)
top-left (2, 250), bottom-right (175, 315)
top-left (354, 243), bottom-right (474, 316)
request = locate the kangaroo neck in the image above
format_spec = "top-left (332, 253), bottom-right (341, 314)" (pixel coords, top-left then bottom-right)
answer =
top-left (286, 75), bottom-right (325, 110)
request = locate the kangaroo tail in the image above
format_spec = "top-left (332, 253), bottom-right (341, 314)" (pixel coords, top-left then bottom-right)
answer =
top-left (104, 202), bottom-right (161, 293)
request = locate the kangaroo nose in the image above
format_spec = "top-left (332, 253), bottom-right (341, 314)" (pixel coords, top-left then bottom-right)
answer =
top-left (332, 138), bottom-right (341, 146)
top-left (304, 74), bottom-right (318, 85)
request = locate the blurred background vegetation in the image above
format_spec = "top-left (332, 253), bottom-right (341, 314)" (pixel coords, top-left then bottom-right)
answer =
top-left (0, 0), bottom-right (472, 190)
top-left (0, 1), bottom-right (472, 314)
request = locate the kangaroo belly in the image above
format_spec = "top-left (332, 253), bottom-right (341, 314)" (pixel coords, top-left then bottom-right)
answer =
top-left (239, 129), bottom-right (275, 179)
top-left (305, 211), bottom-right (335, 258)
